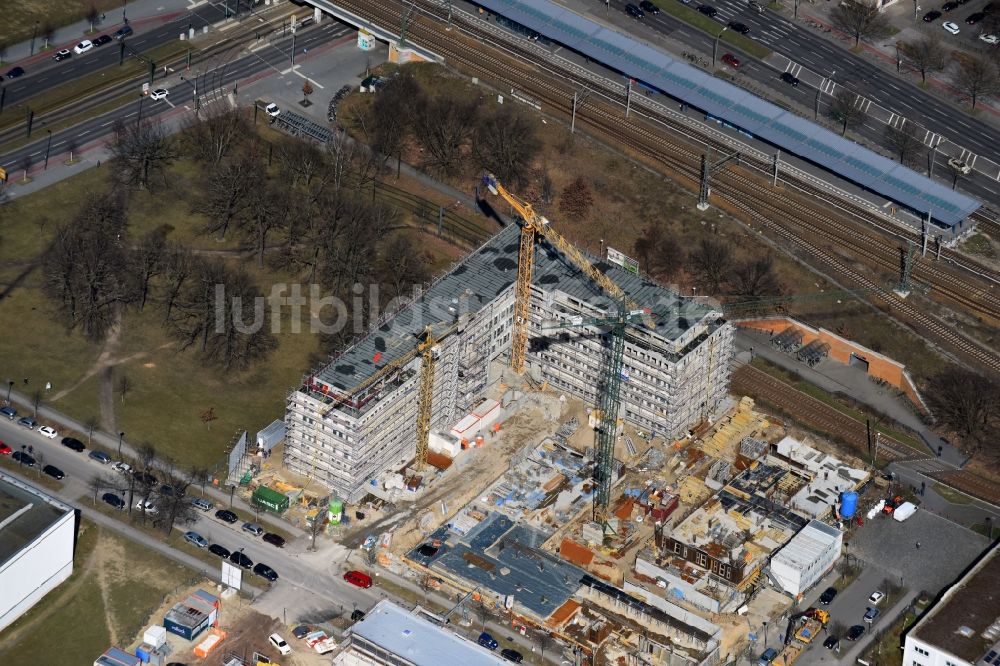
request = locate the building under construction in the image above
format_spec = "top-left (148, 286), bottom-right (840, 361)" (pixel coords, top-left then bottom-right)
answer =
top-left (284, 223), bottom-right (735, 502)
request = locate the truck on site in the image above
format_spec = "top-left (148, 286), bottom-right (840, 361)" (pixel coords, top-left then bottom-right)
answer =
top-left (772, 644), bottom-right (802, 666)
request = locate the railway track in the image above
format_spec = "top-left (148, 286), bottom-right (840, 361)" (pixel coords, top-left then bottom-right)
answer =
top-left (343, 0), bottom-right (1000, 372)
top-left (926, 469), bottom-right (1000, 507)
top-left (730, 365), bottom-right (919, 462)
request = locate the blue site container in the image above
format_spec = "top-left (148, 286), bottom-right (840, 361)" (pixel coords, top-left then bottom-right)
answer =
top-left (840, 491), bottom-right (858, 519)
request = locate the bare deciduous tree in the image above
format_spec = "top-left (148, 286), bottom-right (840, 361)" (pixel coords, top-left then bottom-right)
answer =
top-left (831, 0), bottom-right (892, 46)
top-left (378, 232), bottom-right (429, 300)
top-left (955, 55), bottom-right (1000, 109)
top-left (87, 5), bottom-right (100, 32)
top-left (196, 157), bottom-right (258, 240)
top-left (239, 178), bottom-right (290, 266)
top-left (900, 36), bottom-right (947, 83)
top-left (473, 105), bottom-right (541, 188)
top-left (118, 374), bottom-right (131, 404)
top-left (108, 118), bottom-right (177, 191)
top-left (925, 369), bottom-right (1000, 458)
top-left (885, 123), bottom-right (924, 167)
top-left (730, 255), bottom-right (782, 304)
top-left (130, 227), bottom-right (168, 311)
top-left (183, 107), bottom-right (249, 167)
top-left (829, 88), bottom-right (866, 137)
top-left (413, 95), bottom-right (478, 177)
top-left (371, 72), bottom-right (422, 177)
top-left (690, 238), bottom-right (732, 293)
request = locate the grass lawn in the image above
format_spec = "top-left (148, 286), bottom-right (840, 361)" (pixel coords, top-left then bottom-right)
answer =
top-left (649, 0), bottom-right (772, 59)
top-left (0, 519), bottom-right (204, 664)
top-left (0, 0), bottom-right (128, 46)
top-left (932, 481), bottom-right (973, 505)
top-left (861, 610), bottom-right (918, 666)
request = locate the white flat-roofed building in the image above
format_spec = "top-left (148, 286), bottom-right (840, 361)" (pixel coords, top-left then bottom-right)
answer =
top-left (0, 472), bottom-right (76, 631)
top-left (769, 519), bottom-right (843, 596)
top-left (335, 600), bottom-right (509, 666)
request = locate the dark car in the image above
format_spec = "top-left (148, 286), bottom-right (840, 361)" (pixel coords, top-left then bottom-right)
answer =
top-left (942, 1), bottom-right (959, 10)
top-left (134, 470), bottom-right (158, 486)
top-left (923, 9), bottom-right (942, 20)
top-left (847, 625), bottom-right (866, 641)
top-left (351, 609), bottom-right (366, 622)
top-left (819, 587), bottom-right (838, 604)
top-left (966, 11), bottom-right (986, 23)
top-left (478, 632), bottom-right (499, 650)
top-left (89, 450), bottom-right (112, 464)
top-left (721, 53), bottom-right (741, 68)
top-left (209, 543), bottom-right (231, 558)
top-left (697, 4), bottom-right (718, 16)
top-left (216, 509), bottom-right (239, 523)
top-left (102, 492), bottom-right (125, 509)
top-left (292, 624), bottom-right (311, 639)
top-left (0, 405), bottom-right (16, 419)
top-left (4, 66), bottom-right (25, 79)
top-left (626, 3), bottom-right (645, 18)
top-left (93, 34), bottom-right (113, 46)
top-left (263, 532), bottom-right (286, 548)
top-left (728, 21), bottom-right (751, 33)
top-left (18, 416), bottom-right (38, 429)
top-left (253, 563), bottom-right (279, 581)
top-left (640, 0), bottom-right (661, 13)
top-left (823, 636), bottom-right (840, 650)
top-left (61, 437), bottom-right (86, 452)
top-left (52, 49), bottom-right (72, 62)
top-left (42, 464), bottom-right (65, 480)
top-left (229, 550), bottom-right (253, 569)
top-left (13, 451), bottom-right (36, 466)
top-left (500, 649), bottom-right (524, 663)
top-left (985, 2), bottom-right (996, 13)
top-left (113, 25), bottom-right (134, 40)
top-left (780, 72), bottom-right (799, 86)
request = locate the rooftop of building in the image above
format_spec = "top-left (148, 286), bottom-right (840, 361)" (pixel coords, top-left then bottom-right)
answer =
top-left (770, 520), bottom-right (842, 571)
top-left (0, 472), bottom-right (74, 567)
top-left (768, 436), bottom-right (869, 518)
top-left (910, 543), bottom-right (1000, 664)
top-left (311, 223), bottom-right (719, 395)
top-left (671, 464), bottom-right (808, 568)
top-left (348, 599), bottom-right (508, 665)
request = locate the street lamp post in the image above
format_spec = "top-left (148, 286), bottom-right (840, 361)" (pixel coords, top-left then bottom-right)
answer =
top-left (122, 0), bottom-right (128, 24)
top-left (987, 516), bottom-right (994, 540)
top-left (44, 130), bottom-right (52, 170)
top-left (117, 431), bottom-right (125, 458)
top-left (5, 380), bottom-right (12, 404)
top-left (713, 27), bottom-right (728, 69)
top-left (30, 22), bottom-right (39, 56)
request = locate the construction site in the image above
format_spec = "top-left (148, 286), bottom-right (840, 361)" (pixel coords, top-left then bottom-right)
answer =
top-left (236, 176), bottom-right (876, 665)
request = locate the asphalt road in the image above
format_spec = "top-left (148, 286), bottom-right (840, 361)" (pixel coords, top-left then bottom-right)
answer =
top-left (0, 19), bottom-right (351, 172)
top-left (601, 0), bottom-right (1000, 205)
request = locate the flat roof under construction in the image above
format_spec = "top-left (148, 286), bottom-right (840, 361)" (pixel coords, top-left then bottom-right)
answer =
top-left (314, 223), bottom-right (715, 394)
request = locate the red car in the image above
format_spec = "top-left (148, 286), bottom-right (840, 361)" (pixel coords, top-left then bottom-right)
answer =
top-left (721, 53), bottom-right (741, 69)
top-left (0, 442), bottom-right (11, 455)
top-left (344, 570), bottom-right (373, 589)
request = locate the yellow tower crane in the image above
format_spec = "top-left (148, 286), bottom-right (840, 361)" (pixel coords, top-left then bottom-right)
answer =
top-left (482, 173), bottom-right (649, 374)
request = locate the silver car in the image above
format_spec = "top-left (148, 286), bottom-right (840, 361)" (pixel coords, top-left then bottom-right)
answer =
top-left (184, 531), bottom-right (209, 548)
top-left (242, 522), bottom-right (264, 536)
top-left (190, 497), bottom-right (213, 511)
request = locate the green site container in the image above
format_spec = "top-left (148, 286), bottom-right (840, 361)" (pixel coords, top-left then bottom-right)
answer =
top-left (252, 485), bottom-right (289, 513)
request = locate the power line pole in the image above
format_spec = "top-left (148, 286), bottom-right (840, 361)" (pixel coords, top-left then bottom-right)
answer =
top-left (697, 150), bottom-right (741, 210)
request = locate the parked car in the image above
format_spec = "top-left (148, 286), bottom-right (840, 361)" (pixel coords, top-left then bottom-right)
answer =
top-left (864, 607), bottom-right (881, 623)
top-left (625, 3), bottom-right (645, 18)
top-left (263, 532), bottom-right (286, 548)
top-left (923, 9), bottom-right (942, 19)
top-left (209, 544), bottom-right (230, 558)
top-left (216, 509), bottom-right (239, 523)
top-left (343, 570), bottom-right (373, 588)
top-left (89, 450), bottom-right (112, 464)
top-left (980, 33), bottom-right (999, 43)
top-left (721, 53), bottom-right (740, 68)
top-left (229, 550), bottom-right (253, 569)
top-left (113, 25), bottom-right (134, 39)
top-left (43, 464), bottom-right (65, 480)
top-left (112, 461), bottom-right (133, 475)
top-left (728, 21), bottom-right (750, 33)
top-left (242, 521), bottom-right (264, 536)
top-left (135, 498), bottom-right (158, 514)
top-left (38, 425), bottom-right (58, 439)
top-left (869, 590), bottom-right (886, 604)
top-left (102, 492), bottom-right (125, 509)
top-left (478, 632), bottom-right (499, 650)
top-left (160, 483), bottom-right (184, 497)
top-left (942, 1), bottom-right (960, 9)
top-left (265, 103), bottom-right (280, 117)
top-left (52, 49), bottom-right (72, 61)
top-left (640, 0), bottom-right (661, 13)
top-left (697, 4), bottom-right (718, 16)
top-left (758, 648), bottom-right (778, 666)
top-left (780, 72), bottom-right (799, 86)
top-left (819, 587), bottom-right (838, 604)
top-left (966, 11), bottom-right (986, 22)
top-left (18, 416), bottom-right (38, 429)
top-left (847, 625), bottom-right (866, 641)
top-left (823, 636), bottom-right (840, 650)
top-left (943, 20), bottom-right (961, 33)
top-left (0, 405), bottom-right (16, 419)
top-left (500, 649), bottom-right (524, 663)
top-left (134, 470), bottom-right (158, 486)
top-left (4, 66), bottom-right (25, 79)
top-left (184, 531), bottom-right (209, 548)
top-left (0, 442), bottom-right (11, 455)
top-left (269, 633), bottom-right (292, 655)
top-left (13, 451), bottom-right (36, 466)
top-left (292, 624), bottom-right (311, 639)
top-left (351, 609), bottom-right (366, 622)
top-left (74, 39), bottom-right (94, 54)
top-left (93, 34), bottom-right (113, 46)
top-left (254, 563), bottom-right (279, 581)
top-left (190, 497), bottom-right (213, 511)
top-left (61, 437), bottom-right (85, 452)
